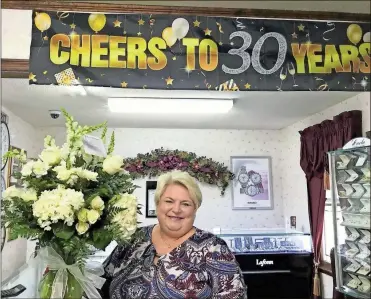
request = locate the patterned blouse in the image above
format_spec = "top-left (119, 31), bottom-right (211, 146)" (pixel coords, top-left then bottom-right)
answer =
top-left (101, 225), bottom-right (247, 299)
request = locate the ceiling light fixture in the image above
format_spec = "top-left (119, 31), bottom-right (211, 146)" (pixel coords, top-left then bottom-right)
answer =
top-left (107, 98), bottom-right (233, 114)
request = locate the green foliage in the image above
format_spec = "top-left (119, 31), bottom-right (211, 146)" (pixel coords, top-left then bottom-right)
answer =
top-left (108, 131), bottom-right (115, 155)
top-left (53, 224), bottom-right (75, 240)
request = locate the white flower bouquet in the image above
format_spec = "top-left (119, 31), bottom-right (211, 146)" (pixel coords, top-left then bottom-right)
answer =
top-left (1, 110), bottom-right (142, 299)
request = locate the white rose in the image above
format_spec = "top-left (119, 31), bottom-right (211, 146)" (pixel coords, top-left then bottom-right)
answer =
top-left (87, 209), bottom-right (100, 224)
top-left (2, 186), bottom-right (22, 200)
top-left (33, 160), bottom-right (50, 177)
top-left (102, 155), bottom-right (123, 175)
top-left (20, 189), bottom-right (38, 202)
top-left (91, 196), bottom-right (104, 211)
top-left (77, 208), bottom-right (89, 222)
top-left (76, 222), bottom-right (89, 235)
top-left (40, 146), bottom-right (62, 166)
top-left (21, 160), bottom-right (34, 176)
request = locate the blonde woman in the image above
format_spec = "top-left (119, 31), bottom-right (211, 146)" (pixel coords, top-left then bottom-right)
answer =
top-left (102, 170), bottom-right (247, 299)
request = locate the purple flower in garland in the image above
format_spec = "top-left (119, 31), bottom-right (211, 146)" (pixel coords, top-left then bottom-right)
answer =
top-left (123, 148), bottom-right (234, 196)
top-left (146, 161), bottom-right (157, 167)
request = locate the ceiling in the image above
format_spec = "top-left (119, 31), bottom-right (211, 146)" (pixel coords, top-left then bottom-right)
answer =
top-left (2, 2), bottom-right (371, 59)
top-left (1, 78), bottom-right (361, 130)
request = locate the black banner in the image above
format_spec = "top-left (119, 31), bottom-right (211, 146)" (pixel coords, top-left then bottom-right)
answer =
top-left (30, 11), bottom-right (370, 91)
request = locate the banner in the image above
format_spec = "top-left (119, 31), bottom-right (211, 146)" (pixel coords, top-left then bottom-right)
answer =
top-left (29, 11), bottom-right (370, 91)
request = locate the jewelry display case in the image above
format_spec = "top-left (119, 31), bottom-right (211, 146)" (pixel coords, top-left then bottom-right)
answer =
top-left (217, 229), bottom-right (313, 299)
top-left (328, 138), bottom-right (370, 299)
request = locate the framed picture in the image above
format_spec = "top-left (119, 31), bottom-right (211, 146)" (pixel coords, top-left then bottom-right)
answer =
top-left (146, 181), bottom-right (157, 218)
top-left (7, 146), bottom-right (27, 188)
top-left (230, 156), bottom-right (274, 210)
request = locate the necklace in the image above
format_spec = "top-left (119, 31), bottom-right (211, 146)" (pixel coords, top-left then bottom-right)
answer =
top-left (158, 227), bottom-right (183, 249)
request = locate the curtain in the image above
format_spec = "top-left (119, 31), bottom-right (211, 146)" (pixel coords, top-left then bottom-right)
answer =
top-left (299, 110), bottom-right (362, 299)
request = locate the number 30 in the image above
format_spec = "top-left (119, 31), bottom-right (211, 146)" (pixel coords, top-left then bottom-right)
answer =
top-left (222, 31), bottom-right (287, 75)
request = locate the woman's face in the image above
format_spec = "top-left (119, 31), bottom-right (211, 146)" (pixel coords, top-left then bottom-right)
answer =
top-left (157, 183), bottom-right (197, 237)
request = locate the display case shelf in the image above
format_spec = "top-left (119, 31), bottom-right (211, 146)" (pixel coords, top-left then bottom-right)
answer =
top-left (328, 138), bottom-right (371, 299)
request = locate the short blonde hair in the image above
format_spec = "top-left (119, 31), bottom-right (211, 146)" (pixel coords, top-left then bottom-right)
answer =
top-left (154, 170), bottom-right (202, 209)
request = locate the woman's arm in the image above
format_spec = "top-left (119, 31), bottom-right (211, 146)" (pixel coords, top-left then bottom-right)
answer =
top-left (206, 238), bottom-right (248, 299)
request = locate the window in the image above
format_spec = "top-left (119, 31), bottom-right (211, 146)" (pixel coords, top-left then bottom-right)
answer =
top-left (322, 191), bottom-right (347, 263)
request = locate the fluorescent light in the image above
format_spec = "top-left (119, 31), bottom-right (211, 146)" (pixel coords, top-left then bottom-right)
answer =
top-left (107, 98), bottom-right (233, 114)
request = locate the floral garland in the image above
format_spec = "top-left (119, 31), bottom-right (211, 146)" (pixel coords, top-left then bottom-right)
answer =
top-left (123, 148), bottom-right (234, 195)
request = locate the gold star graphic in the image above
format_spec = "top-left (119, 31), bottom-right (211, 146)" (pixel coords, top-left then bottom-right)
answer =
top-left (298, 24), bottom-right (305, 31)
top-left (29, 72), bottom-right (37, 82)
top-left (291, 32), bottom-right (297, 39)
top-left (138, 19), bottom-right (145, 25)
top-left (43, 35), bottom-right (49, 41)
top-left (172, 56), bottom-right (177, 60)
top-left (121, 81), bottom-right (128, 88)
top-left (204, 28), bottom-right (212, 36)
top-left (137, 32), bottom-right (142, 36)
top-left (244, 83), bottom-right (251, 89)
top-left (113, 19), bottom-right (122, 27)
top-left (70, 23), bottom-right (76, 29)
top-left (193, 20), bottom-right (201, 27)
top-left (165, 76), bottom-right (174, 85)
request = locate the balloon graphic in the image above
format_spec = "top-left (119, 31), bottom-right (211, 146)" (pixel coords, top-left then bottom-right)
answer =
top-left (363, 32), bottom-right (370, 43)
top-left (347, 24), bottom-right (362, 45)
top-left (34, 12), bottom-right (51, 32)
top-left (172, 18), bottom-right (189, 40)
top-left (88, 13), bottom-right (106, 33)
top-left (162, 27), bottom-right (177, 47)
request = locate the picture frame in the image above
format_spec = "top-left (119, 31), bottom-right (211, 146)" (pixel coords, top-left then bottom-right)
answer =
top-left (146, 181), bottom-right (157, 218)
top-left (7, 146), bottom-right (27, 189)
top-left (230, 156), bottom-right (274, 210)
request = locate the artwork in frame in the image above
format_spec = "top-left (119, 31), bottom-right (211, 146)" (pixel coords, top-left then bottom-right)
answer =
top-left (230, 156), bottom-right (274, 210)
top-left (146, 181), bottom-right (157, 218)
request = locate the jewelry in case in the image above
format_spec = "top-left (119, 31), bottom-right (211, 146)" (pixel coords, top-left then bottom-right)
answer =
top-left (345, 242), bottom-right (359, 259)
top-left (344, 260), bottom-right (361, 273)
top-left (346, 228), bottom-right (360, 242)
top-left (359, 230), bottom-right (371, 244)
top-left (357, 276), bottom-right (371, 293)
top-left (346, 273), bottom-right (361, 289)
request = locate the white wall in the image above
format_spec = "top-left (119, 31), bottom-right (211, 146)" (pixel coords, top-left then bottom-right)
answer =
top-left (1, 107), bottom-right (39, 281)
top-left (35, 127), bottom-right (286, 231)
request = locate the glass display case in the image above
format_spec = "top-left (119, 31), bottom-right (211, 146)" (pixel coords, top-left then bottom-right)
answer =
top-left (216, 229), bottom-right (313, 299)
top-left (217, 228), bottom-right (312, 254)
top-left (328, 139), bottom-right (370, 299)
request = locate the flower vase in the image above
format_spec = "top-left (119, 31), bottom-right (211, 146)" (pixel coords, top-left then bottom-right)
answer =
top-left (39, 270), bottom-right (84, 299)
